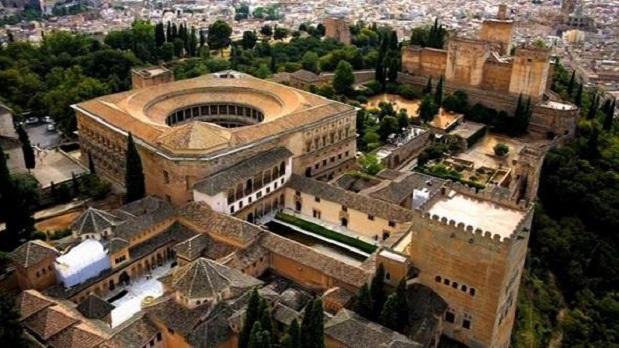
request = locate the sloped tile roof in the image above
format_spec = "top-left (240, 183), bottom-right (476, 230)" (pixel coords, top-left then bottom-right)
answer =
top-left (193, 147), bottom-right (292, 196)
top-left (70, 207), bottom-right (124, 236)
top-left (103, 316), bottom-right (159, 348)
top-left (173, 234), bottom-right (209, 261)
top-left (169, 257), bottom-right (262, 299)
top-left (16, 289), bottom-right (56, 321)
top-left (76, 294), bottom-right (115, 320)
top-left (10, 240), bottom-right (59, 268)
top-left (48, 322), bottom-right (106, 348)
top-left (325, 309), bottom-right (421, 348)
top-left (23, 305), bottom-right (80, 340)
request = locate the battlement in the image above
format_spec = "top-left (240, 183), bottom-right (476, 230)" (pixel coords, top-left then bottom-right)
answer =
top-left (514, 46), bottom-right (552, 61)
top-left (446, 180), bottom-right (528, 210)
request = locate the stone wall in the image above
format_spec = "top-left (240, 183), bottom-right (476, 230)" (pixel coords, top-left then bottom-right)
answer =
top-left (509, 48), bottom-right (551, 99)
top-left (481, 61), bottom-right (513, 93)
top-left (379, 130), bottom-right (431, 169)
top-left (324, 18), bottom-right (351, 45)
top-left (479, 20), bottom-right (513, 56)
top-left (402, 46), bottom-right (447, 79)
top-left (445, 38), bottom-right (491, 87)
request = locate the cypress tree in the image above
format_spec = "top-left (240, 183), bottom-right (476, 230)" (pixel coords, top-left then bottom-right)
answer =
top-left (166, 22), bottom-right (172, 42)
top-left (370, 263), bottom-right (386, 320)
top-left (300, 300), bottom-right (314, 348)
top-left (286, 319), bottom-right (301, 348)
top-left (587, 92), bottom-right (599, 120)
top-left (171, 23), bottom-right (178, 39)
top-left (379, 294), bottom-right (400, 331)
top-left (16, 125), bottom-right (35, 171)
top-left (603, 98), bottom-right (615, 131)
top-left (394, 278), bottom-right (409, 329)
top-left (240, 288), bottom-right (261, 348)
top-left (248, 321), bottom-right (263, 348)
top-left (88, 152), bottom-right (96, 174)
top-left (72, 172), bottom-right (80, 196)
top-left (311, 299), bottom-right (325, 348)
top-left (354, 283), bottom-right (372, 319)
top-left (188, 26), bottom-right (198, 56)
top-left (434, 75), bottom-right (444, 106)
top-left (585, 126), bottom-right (600, 159)
top-left (567, 70), bottom-right (575, 95)
top-left (155, 22), bottom-right (165, 47)
top-left (0, 144), bottom-right (11, 222)
top-left (124, 133), bottom-right (145, 203)
top-left (375, 58), bottom-right (386, 90)
top-left (423, 76), bottom-right (432, 94)
top-left (575, 82), bottom-right (583, 107)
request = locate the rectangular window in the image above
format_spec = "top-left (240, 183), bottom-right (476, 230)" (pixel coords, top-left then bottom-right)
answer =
top-left (368, 215), bottom-right (374, 221)
top-left (163, 171), bottom-right (170, 184)
top-left (445, 311), bottom-right (455, 323)
top-left (463, 319), bottom-right (471, 329)
top-left (342, 206), bottom-right (347, 212)
top-left (388, 221), bottom-right (396, 228)
top-left (314, 197), bottom-right (320, 202)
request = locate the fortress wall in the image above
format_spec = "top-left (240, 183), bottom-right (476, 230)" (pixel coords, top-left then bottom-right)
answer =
top-left (445, 39), bottom-right (490, 87)
top-left (481, 61), bottom-right (513, 93)
top-left (402, 46), bottom-right (447, 79)
top-left (479, 20), bottom-right (514, 56)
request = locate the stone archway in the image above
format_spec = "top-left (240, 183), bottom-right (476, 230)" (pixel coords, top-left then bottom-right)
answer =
top-left (119, 271), bottom-right (130, 286)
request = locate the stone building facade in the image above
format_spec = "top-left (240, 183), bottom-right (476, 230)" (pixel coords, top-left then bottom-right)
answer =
top-left (323, 17), bottom-right (351, 44)
top-left (73, 70), bottom-right (357, 206)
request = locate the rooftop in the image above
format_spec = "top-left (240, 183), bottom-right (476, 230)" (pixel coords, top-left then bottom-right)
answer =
top-left (427, 191), bottom-right (525, 238)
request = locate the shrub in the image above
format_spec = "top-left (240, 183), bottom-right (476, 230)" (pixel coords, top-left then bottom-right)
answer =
top-left (398, 84), bottom-right (419, 100)
top-left (364, 80), bottom-right (381, 94)
top-left (50, 228), bottom-right (72, 240)
top-left (356, 95), bottom-right (368, 104)
top-left (385, 82), bottom-right (399, 93)
top-left (494, 143), bottom-right (509, 156)
top-left (32, 231), bottom-right (47, 241)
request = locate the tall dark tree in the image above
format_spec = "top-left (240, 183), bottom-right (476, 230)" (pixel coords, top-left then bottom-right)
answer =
top-left (166, 21), bottom-right (172, 42)
top-left (394, 278), bottom-right (409, 329)
top-left (187, 27), bottom-right (198, 57)
top-left (587, 92), bottom-right (599, 120)
top-left (602, 98), bottom-right (615, 131)
top-left (370, 263), bottom-right (386, 320)
top-left (584, 126), bottom-right (600, 159)
top-left (434, 75), bottom-right (444, 106)
top-left (567, 70), bottom-right (576, 95)
top-left (155, 22), bottom-right (165, 47)
top-left (281, 319), bottom-right (301, 348)
top-left (248, 321), bottom-right (264, 348)
top-left (260, 25), bottom-right (273, 39)
top-left (418, 95), bottom-right (438, 123)
top-left (0, 145), bottom-right (11, 223)
top-left (300, 300), bottom-right (314, 348)
top-left (575, 81), bottom-right (583, 107)
top-left (241, 31), bottom-right (257, 50)
top-left (240, 288), bottom-right (261, 348)
top-left (375, 58), bottom-right (386, 90)
top-left (301, 299), bottom-right (325, 348)
top-left (423, 76), bottom-right (433, 94)
top-left (88, 152), bottom-right (96, 174)
top-left (386, 54), bottom-right (399, 83)
top-left (354, 283), bottom-right (372, 319)
top-left (16, 125), bottom-right (35, 171)
top-left (379, 294), bottom-right (400, 331)
top-left (124, 133), bottom-right (145, 203)
top-left (0, 292), bottom-right (26, 347)
top-left (333, 60), bottom-right (355, 95)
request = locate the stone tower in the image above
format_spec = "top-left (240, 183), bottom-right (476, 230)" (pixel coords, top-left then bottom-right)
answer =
top-left (323, 17), bottom-right (351, 45)
top-left (479, 4), bottom-right (514, 56)
top-left (445, 37), bottom-right (491, 87)
top-left (408, 187), bottom-right (533, 348)
top-left (508, 47), bottom-right (551, 99)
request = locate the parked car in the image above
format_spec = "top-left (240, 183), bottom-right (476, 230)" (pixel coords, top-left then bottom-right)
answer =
top-left (43, 116), bottom-right (53, 123)
top-left (47, 124), bottom-right (56, 132)
top-left (25, 117), bottom-right (39, 125)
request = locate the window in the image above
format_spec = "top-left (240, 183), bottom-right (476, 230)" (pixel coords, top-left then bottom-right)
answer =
top-left (382, 231), bottom-right (390, 240)
top-left (368, 215), bottom-right (374, 221)
top-left (452, 282), bottom-right (458, 289)
top-left (445, 311), bottom-right (455, 323)
top-left (163, 170), bottom-right (170, 184)
top-left (463, 319), bottom-right (471, 329)
top-left (435, 276), bottom-right (442, 283)
top-left (461, 285), bottom-right (467, 292)
top-left (443, 278), bottom-right (450, 285)
top-left (295, 190), bottom-right (301, 196)
top-left (388, 221), bottom-right (396, 228)
top-left (342, 206), bottom-right (347, 212)
top-left (469, 288), bottom-right (476, 296)
top-left (230, 206), bottom-right (235, 213)
top-left (313, 209), bottom-right (321, 219)
top-left (168, 327), bottom-right (175, 334)
top-left (315, 197), bottom-right (320, 202)
top-left (157, 332), bottom-right (162, 341)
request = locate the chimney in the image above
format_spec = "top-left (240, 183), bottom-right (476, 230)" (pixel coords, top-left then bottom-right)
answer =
top-left (497, 4), bottom-right (508, 20)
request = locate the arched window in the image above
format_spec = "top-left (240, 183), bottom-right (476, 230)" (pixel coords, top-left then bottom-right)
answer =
top-left (435, 276), bottom-right (442, 282)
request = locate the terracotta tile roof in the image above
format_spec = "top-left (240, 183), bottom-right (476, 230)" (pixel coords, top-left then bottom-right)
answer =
top-left (156, 121), bottom-right (232, 153)
top-left (10, 240), bottom-right (59, 268)
top-left (70, 207), bottom-right (124, 236)
top-left (76, 294), bottom-right (115, 320)
top-left (287, 175), bottom-right (416, 222)
top-left (177, 202), bottom-right (263, 246)
top-left (290, 69), bottom-right (320, 82)
top-left (112, 196), bottom-right (175, 240)
top-left (16, 290), bottom-right (56, 321)
top-left (23, 305), bottom-right (80, 340)
top-left (260, 233), bottom-right (370, 288)
top-left (47, 322), bottom-right (106, 348)
top-left (368, 172), bottom-right (445, 206)
top-left (103, 316), bottom-right (159, 348)
top-left (145, 296), bottom-right (209, 336)
top-left (169, 257), bottom-right (262, 299)
top-left (173, 233), bottom-right (209, 261)
top-left (194, 147), bottom-right (292, 196)
top-left (325, 309), bottom-right (421, 348)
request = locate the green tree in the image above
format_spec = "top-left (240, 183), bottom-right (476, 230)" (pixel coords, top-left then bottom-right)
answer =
top-left (397, 109), bottom-right (409, 131)
top-left (160, 42), bottom-right (174, 61)
top-left (418, 95), bottom-right (438, 122)
top-left (434, 75), bottom-right (444, 106)
top-left (379, 294), bottom-right (400, 331)
top-left (154, 22), bottom-right (165, 47)
top-left (300, 300), bottom-right (314, 348)
top-left (187, 27), bottom-right (198, 56)
top-left (301, 51), bottom-right (319, 73)
top-left (332, 60), bottom-right (355, 95)
top-left (423, 76), bottom-right (432, 94)
top-left (280, 318), bottom-right (300, 348)
top-left (15, 125), bottom-right (35, 171)
top-left (494, 143), bottom-right (509, 156)
top-left (602, 98), bottom-right (615, 131)
top-left (370, 263), bottom-right (386, 320)
top-left (273, 27), bottom-right (289, 40)
top-left (124, 133), bottom-right (145, 203)
top-left (248, 321), bottom-right (264, 348)
top-left (587, 92), bottom-right (599, 120)
top-left (378, 116), bottom-right (399, 141)
top-left (241, 31), bottom-right (257, 50)
top-left (575, 81), bottom-right (583, 107)
top-left (207, 20), bottom-right (232, 51)
top-left (260, 25), bottom-right (273, 39)
top-left (567, 70), bottom-right (576, 95)
top-left (354, 283), bottom-right (372, 319)
top-left (360, 154), bottom-right (384, 175)
top-left (1, 174), bottom-right (38, 249)
top-left (0, 292), bottom-right (26, 347)
top-left (240, 288), bottom-right (261, 348)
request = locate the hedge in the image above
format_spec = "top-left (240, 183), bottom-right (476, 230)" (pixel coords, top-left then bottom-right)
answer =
top-left (275, 213), bottom-right (377, 254)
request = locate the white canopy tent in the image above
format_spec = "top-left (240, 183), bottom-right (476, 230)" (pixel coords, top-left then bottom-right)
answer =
top-left (55, 239), bottom-right (111, 288)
